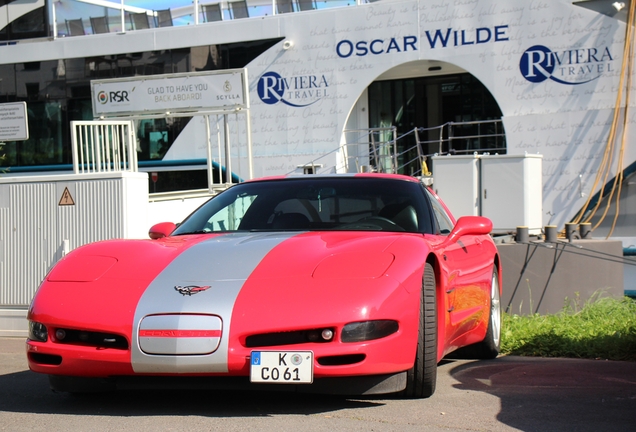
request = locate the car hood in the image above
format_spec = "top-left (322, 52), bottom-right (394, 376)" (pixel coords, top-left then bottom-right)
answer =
top-left (46, 231), bottom-right (411, 284)
top-left (32, 231), bottom-right (426, 339)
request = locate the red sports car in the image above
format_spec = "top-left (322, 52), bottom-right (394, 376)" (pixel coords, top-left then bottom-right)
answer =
top-left (27, 173), bottom-right (501, 398)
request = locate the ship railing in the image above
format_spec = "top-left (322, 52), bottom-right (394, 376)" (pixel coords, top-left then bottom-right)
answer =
top-left (297, 119), bottom-right (506, 177)
top-left (291, 127), bottom-right (397, 175)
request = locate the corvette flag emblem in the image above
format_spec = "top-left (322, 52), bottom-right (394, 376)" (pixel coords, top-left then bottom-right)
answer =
top-left (174, 285), bottom-right (211, 296)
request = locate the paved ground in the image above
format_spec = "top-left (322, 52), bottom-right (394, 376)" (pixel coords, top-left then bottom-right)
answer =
top-left (1, 337), bottom-right (635, 431)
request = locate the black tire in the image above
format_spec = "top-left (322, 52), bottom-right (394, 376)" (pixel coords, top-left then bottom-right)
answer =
top-left (452, 267), bottom-right (501, 360)
top-left (401, 262), bottom-right (437, 398)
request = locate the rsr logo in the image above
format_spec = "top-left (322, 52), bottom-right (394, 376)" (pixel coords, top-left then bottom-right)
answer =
top-left (98, 90), bottom-right (129, 104)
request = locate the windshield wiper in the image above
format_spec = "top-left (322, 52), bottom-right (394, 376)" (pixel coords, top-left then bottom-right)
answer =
top-left (173, 230), bottom-right (213, 235)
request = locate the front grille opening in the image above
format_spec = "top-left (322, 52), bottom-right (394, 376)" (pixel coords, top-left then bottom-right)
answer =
top-left (245, 328), bottom-right (335, 348)
top-left (28, 352), bottom-right (62, 365)
top-left (317, 354), bottom-right (366, 366)
top-left (54, 328), bottom-right (129, 350)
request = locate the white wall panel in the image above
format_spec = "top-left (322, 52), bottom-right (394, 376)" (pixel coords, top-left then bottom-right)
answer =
top-left (0, 172), bottom-right (148, 332)
top-left (2, 182), bottom-right (57, 306)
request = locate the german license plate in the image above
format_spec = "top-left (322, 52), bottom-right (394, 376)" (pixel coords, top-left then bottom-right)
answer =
top-left (250, 351), bottom-right (313, 384)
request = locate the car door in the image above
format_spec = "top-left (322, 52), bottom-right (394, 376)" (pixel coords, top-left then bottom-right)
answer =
top-left (425, 189), bottom-right (490, 346)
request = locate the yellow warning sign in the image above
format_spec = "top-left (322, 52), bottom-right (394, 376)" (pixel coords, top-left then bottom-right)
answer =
top-left (59, 187), bottom-right (75, 206)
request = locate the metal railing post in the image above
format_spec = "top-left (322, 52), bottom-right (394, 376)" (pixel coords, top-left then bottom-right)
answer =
top-left (370, 130), bottom-right (378, 171)
top-left (224, 114), bottom-right (232, 185)
top-left (71, 122), bottom-right (79, 173)
top-left (121, 0), bottom-right (126, 32)
top-left (206, 114), bottom-right (214, 192)
top-left (392, 126), bottom-right (397, 173)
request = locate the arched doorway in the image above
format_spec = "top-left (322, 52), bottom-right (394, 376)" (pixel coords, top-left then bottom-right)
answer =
top-left (366, 60), bottom-right (505, 175)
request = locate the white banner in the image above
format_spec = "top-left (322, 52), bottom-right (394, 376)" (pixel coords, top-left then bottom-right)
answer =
top-left (0, 102), bottom-right (28, 141)
top-left (91, 69), bottom-right (247, 117)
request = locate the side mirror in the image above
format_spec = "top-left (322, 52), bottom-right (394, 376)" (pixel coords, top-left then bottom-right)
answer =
top-left (441, 216), bottom-right (492, 246)
top-left (149, 222), bottom-right (177, 240)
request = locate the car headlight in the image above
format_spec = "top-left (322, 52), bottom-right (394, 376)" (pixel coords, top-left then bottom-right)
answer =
top-left (341, 320), bottom-right (399, 343)
top-left (28, 321), bottom-right (48, 342)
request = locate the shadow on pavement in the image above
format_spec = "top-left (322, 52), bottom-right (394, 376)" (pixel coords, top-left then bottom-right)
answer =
top-left (0, 369), bottom-right (383, 417)
top-left (449, 356), bottom-right (636, 432)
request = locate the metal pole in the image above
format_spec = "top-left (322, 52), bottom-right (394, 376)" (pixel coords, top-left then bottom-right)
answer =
top-left (51, 0), bottom-right (58, 39)
top-left (392, 127), bottom-right (397, 173)
top-left (216, 115), bottom-right (222, 184)
top-left (370, 130), bottom-right (378, 171)
top-left (224, 114), bottom-right (231, 184)
top-left (130, 121), bottom-right (138, 171)
top-left (205, 115), bottom-right (213, 192)
top-left (99, 124), bottom-right (107, 172)
top-left (71, 121), bottom-right (79, 173)
top-left (121, 0), bottom-right (125, 32)
top-left (243, 69), bottom-right (253, 180)
top-left (234, 112), bottom-right (241, 177)
top-left (477, 122), bottom-right (481, 150)
top-left (414, 127), bottom-right (423, 175)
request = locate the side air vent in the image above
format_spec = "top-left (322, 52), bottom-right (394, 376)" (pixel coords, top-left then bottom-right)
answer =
top-left (28, 352), bottom-right (62, 365)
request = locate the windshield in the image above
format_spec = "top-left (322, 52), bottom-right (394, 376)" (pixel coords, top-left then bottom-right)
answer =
top-left (172, 177), bottom-right (433, 234)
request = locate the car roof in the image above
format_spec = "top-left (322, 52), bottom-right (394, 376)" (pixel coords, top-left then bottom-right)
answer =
top-left (244, 173), bottom-right (422, 184)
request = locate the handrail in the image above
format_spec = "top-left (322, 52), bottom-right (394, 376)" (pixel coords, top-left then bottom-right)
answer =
top-left (298, 119), bottom-right (506, 176)
top-left (290, 127), bottom-right (397, 175)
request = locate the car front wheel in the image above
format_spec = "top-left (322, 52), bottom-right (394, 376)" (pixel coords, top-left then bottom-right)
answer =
top-left (401, 262), bottom-right (437, 398)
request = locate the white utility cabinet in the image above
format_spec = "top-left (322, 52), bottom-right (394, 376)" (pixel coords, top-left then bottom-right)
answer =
top-left (430, 154), bottom-right (480, 217)
top-left (480, 154), bottom-right (543, 233)
top-left (431, 153), bottom-right (543, 233)
top-left (0, 171), bottom-right (148, 336)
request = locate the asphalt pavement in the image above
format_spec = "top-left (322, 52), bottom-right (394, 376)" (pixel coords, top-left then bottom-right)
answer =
top-left (1, 337), bottom-right (635, 431)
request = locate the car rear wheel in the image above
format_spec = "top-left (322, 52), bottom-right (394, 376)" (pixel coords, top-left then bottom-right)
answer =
top-left (479, 267), bottom-right (502, 358)
top-left (453, 267), bottom-right (501, 360)
top-left (401, 262), bottom-right (437, 398)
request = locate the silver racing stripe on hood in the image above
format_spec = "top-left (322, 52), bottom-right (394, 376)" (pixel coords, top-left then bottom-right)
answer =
top-left (131, 232), bottom-right (298, 373)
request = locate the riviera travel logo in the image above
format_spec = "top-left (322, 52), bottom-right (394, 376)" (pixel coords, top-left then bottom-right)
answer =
top-left (519, 45), bottom-right (613, 85)
top-left (257, 71), bottom-right (328, 107)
